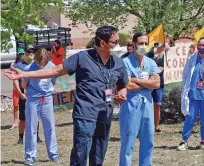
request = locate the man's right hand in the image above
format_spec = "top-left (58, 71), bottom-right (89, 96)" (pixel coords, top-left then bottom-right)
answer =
top-left (4, 66), bottom-right (23, 80)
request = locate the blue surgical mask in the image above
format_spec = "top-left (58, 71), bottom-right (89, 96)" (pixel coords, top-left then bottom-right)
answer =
top-left (198, 48), bottom-right (204, 54)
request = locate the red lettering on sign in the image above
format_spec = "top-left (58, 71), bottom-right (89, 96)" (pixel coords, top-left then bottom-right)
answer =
top-left (179, 58), bottom-right (186, 68)
top-left (173, 59), bottom-right (178, 68)
top-left (182, 46), bottom-right (186, 56)
top-left (176, 47), bottom-right (180, 56)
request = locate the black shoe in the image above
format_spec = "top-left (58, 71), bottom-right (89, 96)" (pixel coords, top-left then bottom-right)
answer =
top-left (17, 138), bottom-right (23, 144)
top-left (37, 137), bottom-right (43, 143)
top-left (155, 128), bottom-right (162, 133)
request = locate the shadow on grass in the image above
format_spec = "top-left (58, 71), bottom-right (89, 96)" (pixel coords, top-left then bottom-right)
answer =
top-left (56, 122), bottom-right (73, 127)
top-left (1, 160), bottom-right (24, 164)
top-left (154, 146), bottom-right (198, 150)
top-left (38, 159), bottom-right (50, 162)
top-left (1, 125), bottom-right (12, 130)
top-left (110, 137), bottom-right (120, 142)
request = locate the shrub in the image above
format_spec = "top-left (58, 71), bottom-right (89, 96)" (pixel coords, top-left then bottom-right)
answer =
top-left (161, 82), bottom-right (185, 124)
top-left (118, 33), bottom-right (131, 46)
top-left (86, 37), bottom-right (95, 48)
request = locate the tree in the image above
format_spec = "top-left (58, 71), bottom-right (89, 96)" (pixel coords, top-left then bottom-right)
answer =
top-left (64, 0), bottom-right (204, 40)
top-left (1, 0), bottom-right (63, 52)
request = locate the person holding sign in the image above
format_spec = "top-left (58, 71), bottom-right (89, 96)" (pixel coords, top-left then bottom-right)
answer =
top-left (119, 32), bottom-right (161, 166)
top-left (4, 25), bottom-right (128, 166)
top-left (147, 43), bottom-right (170, 133)
top-left (177, 37), bottom-right (204, 151)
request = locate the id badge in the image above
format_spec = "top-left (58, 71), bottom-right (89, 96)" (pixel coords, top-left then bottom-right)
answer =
top-left (139, 71), bottom-right (149, 80)
top-left (105, 89), bottom-right (113, 102)
top-left (40, 79), bottom-right (48, 84)
top-left (197, 79), bottom-right (203, 89)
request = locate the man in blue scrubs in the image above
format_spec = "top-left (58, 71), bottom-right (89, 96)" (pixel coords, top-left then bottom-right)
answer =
top-left (119, 32), bottom-right (161, 166)
top-left (177, 37), bottom-right (204, 150)
top-left (5, 25), bottom-right (129, 166)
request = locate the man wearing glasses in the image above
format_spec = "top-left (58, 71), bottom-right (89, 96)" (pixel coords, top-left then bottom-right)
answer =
top-left (5, 25), bottom-right (128, 166)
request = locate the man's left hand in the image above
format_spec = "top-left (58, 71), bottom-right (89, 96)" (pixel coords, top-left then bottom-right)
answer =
top-left (114, 87), bottom-right (127, 104)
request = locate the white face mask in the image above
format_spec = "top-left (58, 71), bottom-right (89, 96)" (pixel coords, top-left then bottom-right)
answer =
top-left (135, 45), bottom-right (148, 56)
top-left (110, 44), bottom-right (122, 56)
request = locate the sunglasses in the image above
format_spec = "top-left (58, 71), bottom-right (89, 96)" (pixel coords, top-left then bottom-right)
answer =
top-left (108, 40), bottom-right (120, 45)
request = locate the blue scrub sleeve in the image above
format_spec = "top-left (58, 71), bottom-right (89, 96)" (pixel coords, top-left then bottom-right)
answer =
top-left (116, 62), bottom-right (129, 87)
top-left (22, 65), bottom-right (30, 83)
top-left (150, 60), bottom-right (161, 75)
top-left (62, 53), bottom-right (79, 75)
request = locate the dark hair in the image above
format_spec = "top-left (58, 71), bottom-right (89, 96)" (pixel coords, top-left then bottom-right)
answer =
top-left (34, 48), bottom-right (49, 67)
top-left (198, 37), bottom-right (204, 44)
top-left (15, 53), bottom-right (24, 63)
top-left (54, 39), bottom-right (61, 46)
top-left (132, 32), bottom-right (148, 42)
top-left (127, 41), bottom-right (133, 47)
top-left (95, 25), bottom-right (118, 47)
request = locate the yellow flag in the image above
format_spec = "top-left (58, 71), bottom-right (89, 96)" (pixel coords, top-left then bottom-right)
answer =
top-left (193, 27), bottom-right (204, 43)
top-left (148, 24), bottom-right (165, 51)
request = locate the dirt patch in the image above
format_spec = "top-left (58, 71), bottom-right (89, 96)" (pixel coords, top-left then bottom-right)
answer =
top-left (1, 110), bottom-right (204, 166)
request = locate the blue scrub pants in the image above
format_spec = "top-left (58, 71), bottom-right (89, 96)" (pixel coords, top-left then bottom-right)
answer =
top-left (70, 118), bottom-right (111, 166)
top-left (119, 95), bottom-right (154, 166)
top-left (25, 96), bottom-right (59, 162)
top-left (182, 100), bottom-right (204, 141)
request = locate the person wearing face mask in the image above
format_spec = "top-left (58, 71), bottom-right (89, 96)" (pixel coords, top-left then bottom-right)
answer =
top-left (177, 37), bottom-right (204, 151)
top-left (15, 46), bottom-right (43, 145)
top-left (4, 25), bottom-right (129, 166)
top-left (119, 32), bottom-right (161, 166)
top-left (51, 39), bottom-right (65, 66)
top-left (21, 48), bottom-right (60, 165)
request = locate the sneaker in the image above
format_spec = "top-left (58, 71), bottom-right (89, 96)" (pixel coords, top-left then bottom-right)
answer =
top-left (197, 142), bottom-right (204, 149)
top-left (24, 160), bottom-right (34, 166)
top-left (37, 137), bottom-right (43, 143)
top-left (155, 128), bottom-right (162, 133)
top-left (17, 138), bottom-right (23, 144)
top-left (177, 141), bottom-right (188, 151)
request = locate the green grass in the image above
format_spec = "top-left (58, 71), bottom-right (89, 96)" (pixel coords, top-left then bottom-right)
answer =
top-left (1, 111), bottom-right (204, 166)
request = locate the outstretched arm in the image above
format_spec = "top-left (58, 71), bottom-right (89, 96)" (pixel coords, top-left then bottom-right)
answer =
top-left (4, 64), bottom-right (67, 80)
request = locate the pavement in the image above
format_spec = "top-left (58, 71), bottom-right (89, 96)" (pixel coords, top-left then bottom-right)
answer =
top-left (1, 68), bottom-right (13, 97)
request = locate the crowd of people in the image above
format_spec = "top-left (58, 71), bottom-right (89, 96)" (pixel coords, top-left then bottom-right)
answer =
top-left (4, 25), bottom-right (204, 166)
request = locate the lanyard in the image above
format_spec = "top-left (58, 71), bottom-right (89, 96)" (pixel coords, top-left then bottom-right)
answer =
top-left (95, 53), bottom-right (112, 89)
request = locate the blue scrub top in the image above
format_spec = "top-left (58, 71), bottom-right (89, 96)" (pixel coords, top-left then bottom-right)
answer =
top-left (24, 61), bottom-right (56, 98)
top-left (123, 53), bottom-right (161, 102)
top-left (189, 55), bottom-right (204, 100)
top-left (62, 48), bottom-right (129, 123)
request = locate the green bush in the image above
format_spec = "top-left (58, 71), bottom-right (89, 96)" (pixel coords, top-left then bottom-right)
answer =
top-left (86, 37), bottom-right (95, 48)
top-left (118, 33), bottom-right (131, 46)
top-left (161, 82), bottom-right (185, 124)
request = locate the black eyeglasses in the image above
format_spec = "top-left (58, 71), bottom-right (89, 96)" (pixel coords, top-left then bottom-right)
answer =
top-left (138, 42), bottom-right (148, 46)
top-left (108, 40), bottom-right (120, 45)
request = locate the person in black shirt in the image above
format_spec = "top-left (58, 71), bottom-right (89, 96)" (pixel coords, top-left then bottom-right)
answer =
top-left (121, 41), bottom-right (134, 59)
